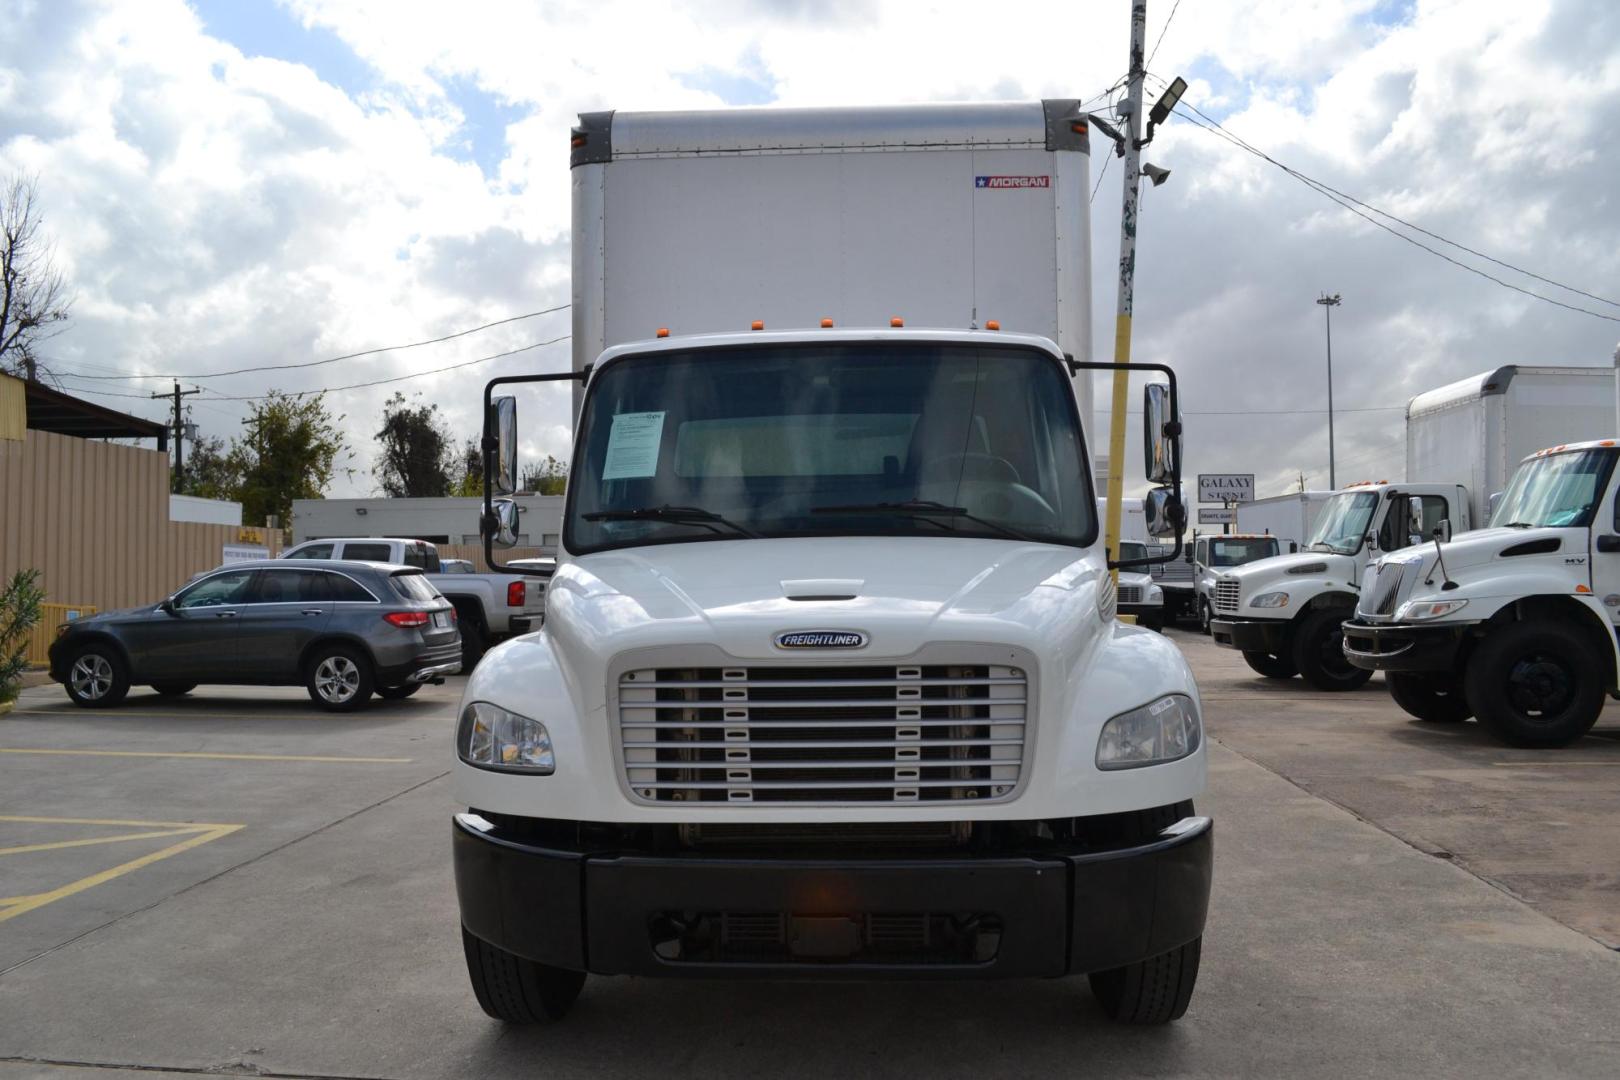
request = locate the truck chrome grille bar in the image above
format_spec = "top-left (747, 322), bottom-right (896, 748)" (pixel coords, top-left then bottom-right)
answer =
top-left (618, 663), bottom-right (1028, 805)
top-left (1213, 579), bottom-right (1242, 614)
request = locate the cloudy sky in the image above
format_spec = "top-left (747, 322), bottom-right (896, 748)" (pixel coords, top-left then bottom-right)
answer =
top-left (4, 0), bottom-right (1619, 507)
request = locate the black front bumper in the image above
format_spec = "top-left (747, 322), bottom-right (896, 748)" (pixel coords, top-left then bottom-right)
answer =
top-left (453, 812), bottom-right (1212, 979)
top-left (1209, 616), bottom-right (1288, 653)
top-left (1341, 619), bottom-right (1468, 673)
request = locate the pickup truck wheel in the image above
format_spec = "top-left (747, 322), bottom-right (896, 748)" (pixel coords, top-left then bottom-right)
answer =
top-left (1242, 651), bottom-right (1296, 679)
top-left (65, 645), bottom-right (130, 708)
top-left (1089, 936), bottom-right (1201, 1024)
top-left (1464, 621), bottom-right (1604, 748)
top-left (375, 683), bottom-right (421, 700)
top-left (462, 926), bottom-right (585, 1022)
top-left (150, 682), bottom-right (197, 697)
top-left (458, 614), bottom-right (488, 670)
top-left (305, 646), bottom-right (374, 712)
top-left (1387, 672), bottom-right (1471, 723)
top-left (1198, 599), bottom-right (1213, 635)
top-left (1291, 608), bottom-right (1372, 691)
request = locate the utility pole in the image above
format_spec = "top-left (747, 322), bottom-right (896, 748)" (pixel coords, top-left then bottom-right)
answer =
top-left (1316, 293), bottom-right (1341, 489)
top-left (152, 381), bottom-right (201, 491)
top-left (1102, 0), bottom-right (1148, 583)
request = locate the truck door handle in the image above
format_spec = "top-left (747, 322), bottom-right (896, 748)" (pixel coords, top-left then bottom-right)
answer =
top-left (214, 610), bottom-right (238, 618)
top-left (1597, 535), bottom-right (1620, 553)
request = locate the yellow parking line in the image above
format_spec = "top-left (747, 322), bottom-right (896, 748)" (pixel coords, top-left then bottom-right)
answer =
top-left (0, 828), bottom-right (197, 856)
top-left (0, 823), bottom-right (242, 925)
top-left (0, 814), bottom-right (235, 828)
top-left (0, 748), bottom-right (412, 764)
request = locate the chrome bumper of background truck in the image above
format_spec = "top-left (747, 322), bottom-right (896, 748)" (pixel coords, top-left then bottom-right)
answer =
top-left (1341, 619), bottom-right (1470, 672)
top-left (453, 812), bottom-right (1212, 979)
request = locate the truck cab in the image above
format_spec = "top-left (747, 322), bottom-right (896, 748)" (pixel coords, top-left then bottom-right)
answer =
top-left (1115, 540), bottom-right (1166, 631)
top-left (1343, 440), bottom-right (1620, 746)
top-left (1208, 482), bottom-right (1470, 689)
top-left (1190, 534), bottom-right (1280, 634)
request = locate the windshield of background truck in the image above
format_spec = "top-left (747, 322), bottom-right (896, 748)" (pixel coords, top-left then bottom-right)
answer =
top-left (1490, 448), bottom-right (1618, 529)
top-left (1305, 492), bottom-right (1378, 554)
top-left (567, 344), bottom-right (1093, 554)
top-left (1210, 538), bottom-right (1278, 566)
top-left (1119, 541), bottom-right (1148, 562)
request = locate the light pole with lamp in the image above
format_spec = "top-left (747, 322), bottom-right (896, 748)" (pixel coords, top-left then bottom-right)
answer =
top-left (1316, 293), bottom-right (1341, 489)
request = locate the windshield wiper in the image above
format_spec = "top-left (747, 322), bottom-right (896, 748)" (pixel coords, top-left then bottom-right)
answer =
top-left (1499, 521), bottom-right (1539, 529)
top-left (812, 500), bottom-right (1037, 542)
top-left (583, 504), bottom-right (758, 538)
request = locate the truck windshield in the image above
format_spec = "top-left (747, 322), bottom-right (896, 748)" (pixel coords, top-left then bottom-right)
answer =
top-left (567, 343), bottom-right (1093, 554)
top-left (1305, 492), bottom-right (1378, 555)
top-left (1210, 538), bottom-right (1278, 566)
top-left (1490, 448), bottom-right (1618, 529)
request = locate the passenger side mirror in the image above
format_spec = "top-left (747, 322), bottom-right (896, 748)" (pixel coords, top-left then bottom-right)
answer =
top-left (1142, 383), bottom-right (1177, 484)
top-left (1289, 542), bottom-right (1298, 554)
top-left (1144, 487), bottom-right (1185, 539)
top-left (1433, 520), bottom-right (1452, 543)
top-left (487, 498), bottom-right (520, 549)
top-left (159, 598), bottom-right (177, 616)
top-left (488, 396), bottom-right (518, 496)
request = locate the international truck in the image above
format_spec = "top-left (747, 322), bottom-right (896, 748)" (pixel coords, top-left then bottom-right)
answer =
top-left (1342, 361), bottom-right (1620, 746)
top-left (1210, 364), bottom-right (1613, 691)
top-left (450, 102), bottom-right (1211, 1026)
top-left (1234, 491), bottom-right (1333, 551)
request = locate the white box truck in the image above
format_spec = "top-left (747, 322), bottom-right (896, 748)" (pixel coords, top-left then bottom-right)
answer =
top-left (1211, 364), bottom-right (1614, 693)
top-left (1235, 491), bottom-right (1334, 552)
top-left (1343, 362), bottom-right (1620, 747)
top-left (452, 102), bottom-right (1211, 1026)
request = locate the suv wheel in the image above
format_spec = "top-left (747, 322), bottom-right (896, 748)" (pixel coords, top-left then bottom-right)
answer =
top-left (1291, 608), bottom-right (1372, 691)
top-left (1387, 672), bottom-right (1471, 723)
top-left (1464, 620), bottom-right (1604, 747)
top-left (65, 645), bottom-right (130, 708)
top-left (305, 645), bottom-right (375, 712)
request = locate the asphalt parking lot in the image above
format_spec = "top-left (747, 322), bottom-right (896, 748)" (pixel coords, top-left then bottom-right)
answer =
top-left (2, 631), bottom-right (1618, 1079)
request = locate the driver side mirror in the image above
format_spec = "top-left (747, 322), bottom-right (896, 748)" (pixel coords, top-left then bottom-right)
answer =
top-left (1142, 383), bottom-right (1177, 484)
top-left (159, 598), bottom-right (177, 616)
top-left (488, 396), bottom-right (518, 497)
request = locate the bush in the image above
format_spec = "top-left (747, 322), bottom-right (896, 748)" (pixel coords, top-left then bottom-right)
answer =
top-left (0, 569), bottom-right (45, 703)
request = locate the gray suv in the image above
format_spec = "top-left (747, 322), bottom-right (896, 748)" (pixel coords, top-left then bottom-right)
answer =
top-left (48, 560), bottom-right (461, 712)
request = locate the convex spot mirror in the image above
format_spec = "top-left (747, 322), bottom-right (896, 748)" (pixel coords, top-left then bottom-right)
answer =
top-left (1143, 383), bottom-right (1177, 484)
top-left (489, 396), bottom-right (518, 497)
top-left (488, 498), bottom-right (520, 549)
top-left (1145, 487), bottom-right (1185, 539)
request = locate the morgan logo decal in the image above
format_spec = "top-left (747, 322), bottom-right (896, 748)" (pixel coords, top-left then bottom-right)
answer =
top-left (774, 630), bottom-right (868, 649)
top-left (975, 175), bottom-right (1050, 189)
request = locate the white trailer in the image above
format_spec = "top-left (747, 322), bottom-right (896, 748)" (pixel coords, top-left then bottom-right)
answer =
top-left (456, 101), bottom-right (1210, 1027)
top-left (1235, 491), bottom-right (1334, 552)
top-left (1406, 364), bottom-right (1614, 525)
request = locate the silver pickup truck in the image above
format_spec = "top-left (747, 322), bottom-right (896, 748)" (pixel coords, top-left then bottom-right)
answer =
top-left (280, 537), bottom-right (547, 666)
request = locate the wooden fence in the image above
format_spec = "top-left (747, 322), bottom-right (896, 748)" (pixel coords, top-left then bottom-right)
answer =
top-left (0, 429), bottom-right (281, 617)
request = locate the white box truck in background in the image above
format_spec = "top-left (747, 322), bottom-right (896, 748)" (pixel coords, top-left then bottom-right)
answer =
top-left (1235, 491), bottom-right (1334, 552)
top-left (454, 102), bottom-right (1211, 1027)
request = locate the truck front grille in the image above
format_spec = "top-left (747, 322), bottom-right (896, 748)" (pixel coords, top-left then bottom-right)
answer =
top-left (1214, 579), bottom-right (1242, 614)
top-left (617, 663), bottom-right (1027, 805)
top-left (1357, 560), bottom-right (1412, 619)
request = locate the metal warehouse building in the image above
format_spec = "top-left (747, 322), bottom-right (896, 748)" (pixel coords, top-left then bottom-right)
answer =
top-left (290, 495), bottom-right (565, 553)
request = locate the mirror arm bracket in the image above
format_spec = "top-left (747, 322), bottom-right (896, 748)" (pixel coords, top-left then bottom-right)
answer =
top-left (481, 368), bottom-right (592, 576)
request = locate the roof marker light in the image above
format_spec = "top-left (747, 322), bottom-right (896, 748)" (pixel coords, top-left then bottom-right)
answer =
top-left (656, 327), bottom-right (669, 339)
top-left (821, 318), bottom-right (834, 328)
top-left (986, 320), bottom-right (1001, 331)
top-left (890, 317), bottom-right (904, 327)
top-left (751, 320), bottom-right (764, 331)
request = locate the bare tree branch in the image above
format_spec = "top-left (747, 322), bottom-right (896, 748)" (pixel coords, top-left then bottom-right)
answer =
top-left (0, 174), bottom-right (73, 382)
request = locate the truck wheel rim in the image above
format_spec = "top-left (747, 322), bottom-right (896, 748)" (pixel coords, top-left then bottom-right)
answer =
top-left (1507, 655), bottom-right (1572, 718)
top-left (315, 657), bottom-right (360, 703)
top-left (1319, 628), bottom-right (1356, 676)
top-left (70, 655), bottom-right (112, 700)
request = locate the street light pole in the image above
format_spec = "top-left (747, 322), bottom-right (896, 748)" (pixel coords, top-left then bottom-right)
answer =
top-left (1316, 293), bottom-right (1341, 489)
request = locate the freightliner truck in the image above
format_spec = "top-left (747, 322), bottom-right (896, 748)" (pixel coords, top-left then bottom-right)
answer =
top-left (1210, 365), bottom-right (1614, 691)
top-left (1342, 360), bottom-right (1620, 746)
top-left (450, 102), bottom-right (1211, 1025)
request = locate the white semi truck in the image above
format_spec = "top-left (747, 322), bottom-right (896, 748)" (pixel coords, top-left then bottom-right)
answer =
top-left (450, 102), bottom-right (1211, 1026)
top-left (1209, 365), bottom-right (1613, 691)
top-left (1342, 361), bottom-right (1620, 746)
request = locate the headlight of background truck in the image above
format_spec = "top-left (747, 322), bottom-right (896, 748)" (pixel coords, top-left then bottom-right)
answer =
top-left (456, 702), bottom-right (555, 774)
top-left (1249, 592), bottom-right (1290, 609)
top-left (1394, 598), bottom-right (1468, 622)
top-left (1096, 694), bottom-right (1201, 770)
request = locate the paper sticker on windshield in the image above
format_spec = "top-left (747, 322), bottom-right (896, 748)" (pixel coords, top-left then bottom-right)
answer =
top-left (601, 411), bottom-right (666, 480)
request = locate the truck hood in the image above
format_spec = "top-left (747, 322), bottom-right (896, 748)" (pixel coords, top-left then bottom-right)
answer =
top-left (1365, 526), bottom-right (1590, 619)
top-left (545, 536), bottom-right (1105, 663)
top-left (1216, 549), bottom-right (1360, 597)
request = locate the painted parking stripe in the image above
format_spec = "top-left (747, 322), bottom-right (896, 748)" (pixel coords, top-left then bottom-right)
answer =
top-left (0, 748), bottom-right (412, 764)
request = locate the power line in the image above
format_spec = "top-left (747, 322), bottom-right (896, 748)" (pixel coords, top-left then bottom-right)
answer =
top-left (1091, 153), bottom-right (1113, 203)
top-left (1146, 0), bottom-right (1183, 70)
top-left (60, 304), bottom-right (571, 382)
top-left (1146, 76), bottom-right (1620, 322)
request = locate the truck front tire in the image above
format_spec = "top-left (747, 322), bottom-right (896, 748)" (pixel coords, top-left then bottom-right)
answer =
top-left (1089, 937), bottom-right (1201, 1024)
top-left (1387, 672), bottom-right (1472, 723)
top-left (1464, 620), bottom-right (1605, 748)
top-left (1291, 608), bottom-right (1372, 692)
top-left (1199, 599), bottom-right (1213, 635)
top-left (1242, 651), bottom-right (1296, 679)
top-left (462, 926), bottom-right (585, 1023)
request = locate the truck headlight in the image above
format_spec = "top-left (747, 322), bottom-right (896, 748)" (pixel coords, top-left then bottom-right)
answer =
top-left (1250, 591), bottom-right (1290, 609)
top-left (1395, 598), bottom-right (1468, 622)
top-left (457, 701), bottom-right (554, 774)
top-left (1096, 694), bottom-right (1201, 770)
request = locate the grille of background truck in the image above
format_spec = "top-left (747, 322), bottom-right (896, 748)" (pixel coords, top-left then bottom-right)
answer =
top-left (1117, 585), bottom-right (1142, 604)
top-left (1357, 560), bottom-right (1412, 619)
top-left (1214, 579), bottom-right (1242, 614)
top-left (618, 664), bottom-right (1027, 805)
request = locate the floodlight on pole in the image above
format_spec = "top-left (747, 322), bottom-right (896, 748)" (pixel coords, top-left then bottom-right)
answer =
top-left (1144, 76), bottom-right (1187, 143)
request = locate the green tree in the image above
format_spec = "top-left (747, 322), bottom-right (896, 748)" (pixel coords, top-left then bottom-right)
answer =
top-left (172, 414), bottom-right (241, 504)
top-left (452, 436), bottom-right (484, 497)
top-left (229, 390), bottom-right (351, 527)
top-left (521, 454), bottom-right (568, 496)
top-left (0, 569), bottom-right (45, 703)
top-left (373, 391), bottom-right (454, 498)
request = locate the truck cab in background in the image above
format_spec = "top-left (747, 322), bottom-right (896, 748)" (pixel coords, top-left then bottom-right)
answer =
top-left (1209, 482), bottom-right (1470, 689)
top-left (1343, 440), bottom-right (1620, 747)
top-left (1190, 534), bottom-right (1280, 634)
top-left (1115, 540), bottom-right (1166, 631)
